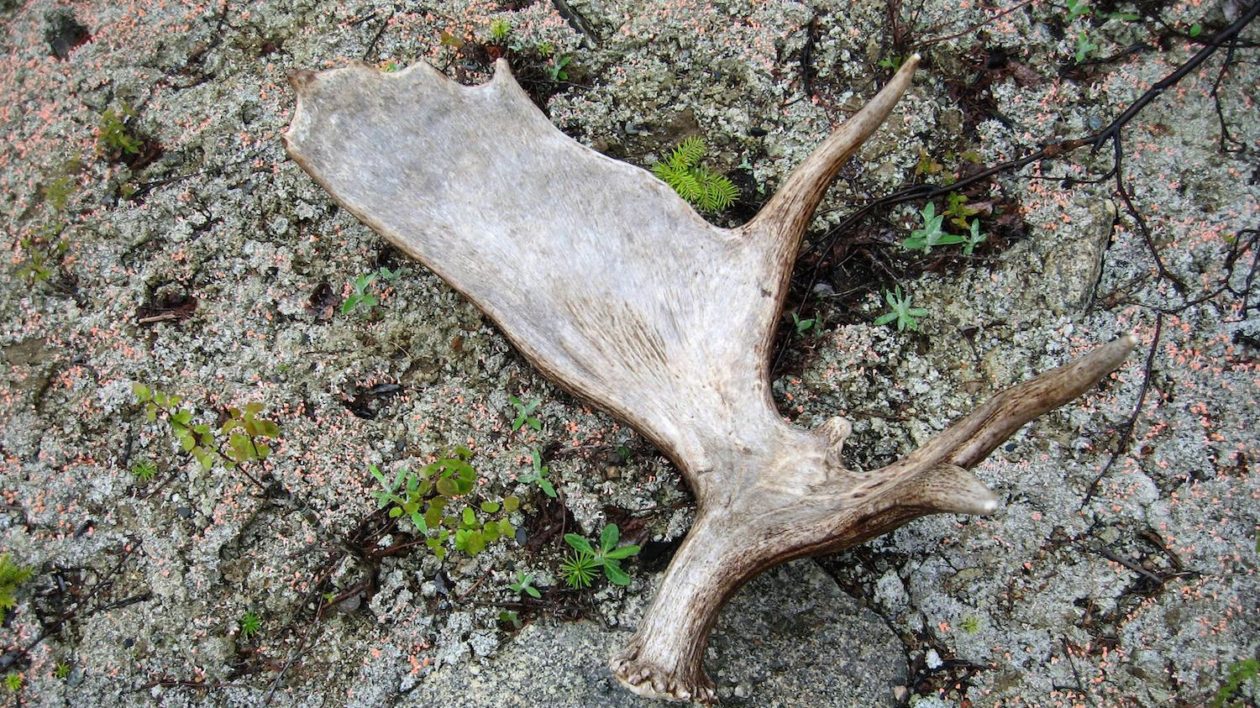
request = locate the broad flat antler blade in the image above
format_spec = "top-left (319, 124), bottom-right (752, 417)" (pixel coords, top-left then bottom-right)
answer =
top-left (285, 57), bottom-right (1136, 704)
top-left (286, 59), bottom-right (786, 497)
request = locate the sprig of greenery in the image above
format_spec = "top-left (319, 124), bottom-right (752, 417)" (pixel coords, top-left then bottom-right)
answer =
top-left (562, 524), bottom-right (640, 587)
top-left (651, 137), bottom-right (738, 214)
top-left (97, 104), bottom-right (141, 160)
top-left (134, 385), bottom-right (279, 475)
top-left (130, 460), bottom-right (158, 483)
top-left (509, 395), bottom-right (541, 432)
top-left (547, 55), bottom-right (572, 82)
top-left (520, 448), bottom-right (557, 498)
top-left (342, 267), bottom-right (401, 315)
top-left (791, 312), bottom-right (818, 336)
top-left (0, 554), bottom-right (33, 624)
top-left (509, 572), bottom-right (542, 599)
top-left (873, 286), bottom-right (928, 332)
top-left (369, 448), bottom-right (520, 560)
top-left (1212, 658), bottom-right (1259, 708)
top-left (901, 202), bottom-right (985, 255)
top-left (238, 611), bottom-right (262, 640)
top-left (560, 551), bottom-right (598, 589)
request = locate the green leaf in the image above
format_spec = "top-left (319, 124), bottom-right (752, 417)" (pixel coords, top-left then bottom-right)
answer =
top-left (603, 560), bottom-right (631, 586)
top-left (435, 477), bottom-right (457, 497)
top-left (600, 524), bottom-right (620, 553)
top-left (604, 544), bottom-right (640, 560)
top-left (410, 511), bottom-right (427, 533)
top-left (525, 584), bottom-right (541, 599)
top-left (192, 447), bottom-right (214, 471)
top-left (503, 495), bottom-right (520, 513)
top-left (480, 500), bottom-right (501, 514)
top-left (539, 479), bottom-right (557, 498)
top-left (565, 533), bottom-right (595, 556)
top-left (133, 383), bottom-right (150, 402)
top-left (1189, 22), bottom-right (1202, 37)
top-left (461, 507), bottom-right (477, 527)
top-left (498, 519), bottom-right (515, 537)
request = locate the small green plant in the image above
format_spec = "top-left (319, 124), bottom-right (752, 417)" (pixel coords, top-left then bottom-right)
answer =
top-left (1074, 31), bottom-right (1099, 63)
top-left (1066, 0), bottom-right (1091, 21)
top-left (791, 312), bottom-right (818, 336)
top-left (97, 104), bottom-right (142, 160)
top-left (4, 672), bottom-right (21, 692)
top-left (902, 203), bottom-right (965, 253)
top-left (488, 18), bottom-right (511, 43)
top-left (943, 192), bottom-right (980, 230)
top-left (560, 549), bottom-right (599, 589)
top-left (508, 395), bottom-right (542, 432)
top-left (960, 219), bottom-right (986, 256)
top-left (960, 615), bottom-right (981, 634)
top-left (134, 385), bottom-right (280, 473)
top-left (878, 55), bottom-right (907, 70)
top-left (873, 286), bottom-right (928, 332)
top-left (130, 459), bottom-right (158, 483)
top-left (341, 267), bottom-right (401, 315)
top-left (238, 611), bottom-right (262, 640)
top-left (54, 663), bottom-right (71, 680)
top-left (651, 137), bottom-right (738, 214)
top-left (509, 572), bottom-right (542, 599)
top-left (369, 448), bottom-right (520, 560)
top-left (1189, 22), bottom-right (1203, 37)
top-left (546, 54), bottom-right (572, 82)
top-left (498, 610), bottom-right (522, 630)
top-left (562, 524), bottom-right (641, 587)
top-left (0, 554), bottom-right (34, 623)
top-left (520, 448), bottom-right (557, 498)
top-left (1212, 658), bottom-right (1259, 708)
top-left (16, 225), bottom-right (68, 284)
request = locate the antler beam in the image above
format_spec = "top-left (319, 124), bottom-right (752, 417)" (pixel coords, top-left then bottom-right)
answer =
top-left (284, 55), bottom-right (1135, 703)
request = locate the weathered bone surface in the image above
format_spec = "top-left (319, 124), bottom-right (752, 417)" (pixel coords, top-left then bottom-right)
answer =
top-left (284, 57), bottom-right (1135, 703)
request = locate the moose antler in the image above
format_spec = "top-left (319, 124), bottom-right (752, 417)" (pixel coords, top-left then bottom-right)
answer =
top-left (284, 56), bottom-right (1135, 703)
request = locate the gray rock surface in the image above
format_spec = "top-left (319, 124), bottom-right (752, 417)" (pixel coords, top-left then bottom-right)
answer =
top-left (0, 0), bottom-right (1256, 706)
top-left (420, 561), bottom-right (905, 707)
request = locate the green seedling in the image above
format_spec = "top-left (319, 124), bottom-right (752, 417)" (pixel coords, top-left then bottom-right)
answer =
top-left (54, 663), bottom-right (71, 680)
top-left (791, 312), bottom-right (818, 335)
top-left (509, 572), bottom-right (542, 599)
top-left (651, 137), bottom-right (738, 214)
top-left (562, 524), bottom-right (641, 587)
top-left (560, 550), bottom-right (599, 589)
top-left (498, 610), bottom-right (522, 630)
top-left (873, 286), bottom-right (928, 332)
top-left (134, 384), bottom-right (279, 474)
top-left (1075, 31), bottom-right (1099, 63)
top-left (520, 448), bottom-right (557, 498)
top-left (509, 395), bottom-right (542, 432)
top-left (342, 267), bottom-right (401, 315)
top-left (97, 104), bottom-right (141, 160)
top-left (961, 219), bottom-right (986, 256)
top-left (547, 54), bottom-right (572, 82)
top-left (0, 554), bottom-right (34, 623)
top-left (902, 203), bottom-right (964, 253)
top-left (16, 223), bottom-right (68, 284)
top-left (4, 673), bottom-right (20, 692)
top-left (238, 611), bottom-right (262, 640)
top-left (943, 192), bottom-right (980, 230)
top-left (1212, 658), bottom-right (1259, 708)
top-left (369, 448), bottom-right (519, 560)
top-left (130, 459), bottom-right (158, 482)
top-left (488, 18), bottom-right (511, 43)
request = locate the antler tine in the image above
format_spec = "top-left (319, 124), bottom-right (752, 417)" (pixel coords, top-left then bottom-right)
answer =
top-left (746, 54), bottom-right (921, 246)
top-left (889, 334), bottom-right (1139, 476)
